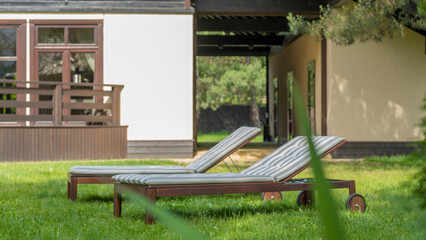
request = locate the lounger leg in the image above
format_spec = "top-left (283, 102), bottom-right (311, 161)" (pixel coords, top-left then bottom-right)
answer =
top-left (69, 176), bottom-right (78, 201)
top-left (349, 181), bottom-right (356, 195)
top-left (145, 188), bottom-right (156, 225)
top-left (306, 190), bottom-right (315, 205)
top-left (67, 177), bottom-right (71, 199)
top-left (114, 184), bottom-right (122, 217)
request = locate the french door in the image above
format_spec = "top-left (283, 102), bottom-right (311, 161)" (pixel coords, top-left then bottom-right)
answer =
top-left (30, 20), bottom-right (103, 116)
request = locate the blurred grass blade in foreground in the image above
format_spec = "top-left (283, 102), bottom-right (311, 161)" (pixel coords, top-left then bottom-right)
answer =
top-left (121, 186), bottom-right (207, 240)
top-left (293, 83), bottom-right (346, 240)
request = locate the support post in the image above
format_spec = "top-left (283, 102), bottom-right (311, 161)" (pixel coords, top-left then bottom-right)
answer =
top-left (184, 0), bottom-right (191, 8)
top-left (53, 84), bottom-right (62, 126)
top-left (111, 86), bottom-right (123, 126)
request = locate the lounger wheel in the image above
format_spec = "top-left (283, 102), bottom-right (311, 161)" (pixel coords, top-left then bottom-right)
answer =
top-left (346, 193), bottom-right (366, 213)
top-left (296, 190), bottom-right (315, 206)
top-left (261, 192), bottom-right (282, 201)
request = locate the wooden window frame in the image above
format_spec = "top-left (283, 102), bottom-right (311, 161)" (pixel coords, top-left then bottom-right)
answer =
top-left (29, 20), bottom-right (103, 117)
top-left (307, 60), bottom-right (316, 135)
top-left (30, 20), bottom-right (103, 86)
top-left (0, 20), bottom-right (27, 117)
top-left (286, 71), bottom-right (294, 141)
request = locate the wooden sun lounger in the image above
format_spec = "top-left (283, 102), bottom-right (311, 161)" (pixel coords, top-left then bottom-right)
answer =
top-left (67, 127), bottom-right (261, 201)
top-left (112, 137), bottom-right (366, 225)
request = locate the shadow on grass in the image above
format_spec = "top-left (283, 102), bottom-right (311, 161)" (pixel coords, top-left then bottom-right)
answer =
top-left (170, 203), bottom-right (298, 220)
top-left (123, 194), bottom-right (302, 222)
top-left (80, 195), bottom-right (113, 203)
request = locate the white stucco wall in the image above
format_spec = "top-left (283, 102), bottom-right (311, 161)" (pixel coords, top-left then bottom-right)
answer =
top-left (328, 28), bottom-right (426, 141)
top-left (103, 14), bottom-right (193, 140)
top-left (0, 13), bottom-right (194, 141)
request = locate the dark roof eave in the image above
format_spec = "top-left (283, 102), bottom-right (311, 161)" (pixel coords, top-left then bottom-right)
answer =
top-left (0, 8), bottom-right (195, 14)
top-left (0, 1), bottom-right (194, 14)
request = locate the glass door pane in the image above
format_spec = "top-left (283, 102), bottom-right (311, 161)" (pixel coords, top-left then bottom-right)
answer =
top-left (69, 28), bottom-right (95, 44)
top-left (38, 28), bottom-right (65, 44)
top-left (0, 28), bottom-right (17, 56)
top-left (39, 52), bottom-right (63, 82)
top-left (70, 52), bottom-right (95, 114)
top-left (0, 61), bottom-right (17, 114)
top-left (70, 52), bottom-right (95, 84)
top-left (38, 52), bottom-right (63, 114)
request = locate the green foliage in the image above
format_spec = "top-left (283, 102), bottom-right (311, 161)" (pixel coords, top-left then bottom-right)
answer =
top-left (196, 57), bottom-right (266, 110)
top-left (411, 95), bottom-right (426, 208)
top-left (419, 1), bottom-right (426, 17)
top-left (287, 0), bottom-right (426, 46)
top-left (197, 131), bottom-right (264, 143)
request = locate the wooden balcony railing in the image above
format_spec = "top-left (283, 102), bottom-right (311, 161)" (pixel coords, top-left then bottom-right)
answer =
top-left (0, 80), bottom-right (123, 126)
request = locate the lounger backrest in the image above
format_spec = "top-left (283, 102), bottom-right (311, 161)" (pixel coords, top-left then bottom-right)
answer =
top-left (240, 136), bottom-right (345, 182)
top-left (187, 126), bottom-right (262, 173)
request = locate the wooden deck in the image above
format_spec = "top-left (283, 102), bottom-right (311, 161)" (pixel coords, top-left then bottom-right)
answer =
top-left (0, 126), bottom-right (127, 161)
top-left (0, 80), bottom-right (127, 161)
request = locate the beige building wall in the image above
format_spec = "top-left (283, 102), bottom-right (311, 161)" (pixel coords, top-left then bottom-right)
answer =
top-left (269, 35), bottom-right (322, 140)
top-left (327, 28), bottom-right (426, 141)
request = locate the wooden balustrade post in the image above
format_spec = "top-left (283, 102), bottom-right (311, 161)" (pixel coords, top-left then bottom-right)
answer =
top-left (111, 86), bottom-right (123, 126)
top-left (53, 84), bottom-right (63, 126)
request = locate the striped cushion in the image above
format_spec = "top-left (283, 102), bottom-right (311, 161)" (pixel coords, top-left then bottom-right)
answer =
top-left (241, 136), bottom-right (344, 181)
top-left (112, 173), bottom-right (275, 185)
top-left (112, 136), bottom-right (345, 186)
top-left (70, 126), bottom-right (260, 175)
top-left (70, 165), bottom-right (194, 174)
top-left (187, 126), bottom-right (261, 173)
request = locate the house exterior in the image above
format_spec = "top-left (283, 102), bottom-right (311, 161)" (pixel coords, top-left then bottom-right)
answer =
top-left (0, 0), bottom-right (195, 159)
top-left (269, 28), bottom-right (426, 157)
top-left (0, 0), bottom-right (424, 161)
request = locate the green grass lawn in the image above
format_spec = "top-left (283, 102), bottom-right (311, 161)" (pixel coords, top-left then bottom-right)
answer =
top-left (0, 156), bottom-right (424, 239)
top-left (197, 131), bottom-right (264, 143)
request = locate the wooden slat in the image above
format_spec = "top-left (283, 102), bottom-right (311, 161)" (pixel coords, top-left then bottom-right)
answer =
top-left (0, 56), bottom-right (17, 61)
top-left (62, 115), bottom-right (111, 122)
top-left (0, 88), bottom-right (53, 95)
top-left (63, 89), bottom-right (112, 97)
top-left (63, 102), bottom-right (111, 109)
top-left (0, 100), bottom-right (53, 108)
top-left (0, 79), bottom-right (124, 88)
top-left (0, 115), bottom-right (52, 122)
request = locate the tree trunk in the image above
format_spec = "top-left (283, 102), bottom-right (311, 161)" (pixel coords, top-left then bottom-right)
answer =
top-left (250, 100), bottom-right (261, 128)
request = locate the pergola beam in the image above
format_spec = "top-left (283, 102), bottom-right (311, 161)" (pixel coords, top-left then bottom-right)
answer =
top-left (197, 35), bottom-right (285, 46)
top-left (193, 0), bottom-right (329, 15)
top-left (197, 18), bottom-right (289, 32)
top-left (197, 47), bottom-right (270, 56)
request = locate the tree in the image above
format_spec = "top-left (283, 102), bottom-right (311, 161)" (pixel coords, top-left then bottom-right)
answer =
top-left (196, 57), bottom-right (266, 128)
top-left (287, 0), bottom-right (426, 46)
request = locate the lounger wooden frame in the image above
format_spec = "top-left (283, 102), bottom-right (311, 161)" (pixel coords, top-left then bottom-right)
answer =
top-left (113, 140), bottom-right (356, 225)
top-left (67, 131), bottom-right (261, 201)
